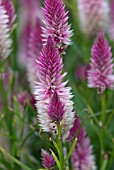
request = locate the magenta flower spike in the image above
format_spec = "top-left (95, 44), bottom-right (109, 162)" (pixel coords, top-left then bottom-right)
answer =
top-left (34, 36), bottom-right (74, 138)
top-left (42, 0), bottom-right (73, 53)
top-left (70, 117), bottom-right (96, 170)
top-left (0, 0), bottom-right (16, 27)
top-left (77, 0), bottom-right (109, 37)
top-left (88, 31), bottom-right (114, 93)
top-left (41, 149), bottom-right (55, 169)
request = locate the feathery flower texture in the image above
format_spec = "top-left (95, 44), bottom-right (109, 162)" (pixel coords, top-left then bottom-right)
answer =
top-left (34, 36), bottom-right (74, 138)
top-left (0, 0), bottom-right (15, 60)
top-left (41, 149), bottom-right (55, 169)
top-left (77, 0), bottom-right (109, 37)
top-left (0, 0), bottom-right (16, 27)
top-left (42, 0), bottom-right (72, 53)
top-left (70, 117), bottom-right (96, 170)
top-left (88, 31), bottom-right (114, 93)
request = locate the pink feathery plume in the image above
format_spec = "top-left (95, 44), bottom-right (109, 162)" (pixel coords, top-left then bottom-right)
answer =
top-left (69, 116), bottom-right (96, 170)
top-left (77, 0), bottom-right (109, 37)
top-left (88, 31), bottom-right (114, 93)
top-left (42, 0), bottom-right (73, 53)
top-left (41, 149), bottom-right (55, 169)
top-left (0, 0), bottom-right (16, 27)
top-left (34, 36), bottom-right (74, 139)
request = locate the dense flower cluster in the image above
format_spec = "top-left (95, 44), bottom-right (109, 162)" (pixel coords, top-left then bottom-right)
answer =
top-left (70, 116), bottom-right (96, 170)
top-left (88, 31), bottom-right (114, 93)
top-left (77, 0), bottom-right (109, 37)
top-left (34, 36), bottom-right (74, 138)
top-left (42, 0), bottom-right (72, 53)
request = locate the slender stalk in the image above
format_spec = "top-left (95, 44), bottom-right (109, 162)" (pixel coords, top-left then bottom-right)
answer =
top-left (57, 122), bottom-right (64, 170)
top-left (100, 93), bottom-right (106, 165)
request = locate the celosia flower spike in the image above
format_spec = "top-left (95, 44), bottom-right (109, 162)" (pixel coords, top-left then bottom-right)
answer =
top-left (69, 116), bottom-right (96, 170)
top-left (42, 0), bottom-right (72, 53)
top-left (34, 36), bottom-right (74, 138)
top-left (88, 31), bottom-right (114, 93)
top-left (77, 0), bottom-right (109, 37)
top-left (41, 149), bottom-right (55, 169)
top-left (0, 0), bottom-right (16, 27)
top-left (0, 6), bottom-right (12, 60)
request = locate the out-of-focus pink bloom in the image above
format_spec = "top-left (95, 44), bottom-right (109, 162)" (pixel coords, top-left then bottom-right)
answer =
top-left (88, 31), bottom-right (114, 93)
top-left (0, 0), bottom-right (16, 27)
top-left (77, 0), bottom-right (109, 37)
top-left (76, 64), bottom-right (90, 80)
top-left (17, 91), bottom-right (28, 106)
top-left (69, 116), bottom-right (96, 170)
top-left (34, 36), bottom-right (74, 138)
top-left (41, 149), bottom-right (55, 169)
top-left (109, 0), bottom-right (114, 40)
top-left (27, 18), bottom-right (42, 91)
top-left (18, 0), bottom-right (42, 67)
top-left (42, 0), bottom-right (72, 53)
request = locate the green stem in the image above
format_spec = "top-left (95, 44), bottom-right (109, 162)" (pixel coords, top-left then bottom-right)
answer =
top-left (57, 123), bottom-right (64, 170)
top-left (101, 93), bottom-right (106, 165)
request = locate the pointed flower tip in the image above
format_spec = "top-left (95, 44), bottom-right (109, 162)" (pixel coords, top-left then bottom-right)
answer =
top-left (41, 149), bottom-right (55, 169)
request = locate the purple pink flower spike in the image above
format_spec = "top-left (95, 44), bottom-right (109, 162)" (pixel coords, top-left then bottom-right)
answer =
top-left (34, 36), bottom-right (74, 138)
top-left (42, 0), bottom-right (73, 53)
top-left (88, 31), bottom-right (114, 93)
top-left (41, 149), bottom-right (55, 169)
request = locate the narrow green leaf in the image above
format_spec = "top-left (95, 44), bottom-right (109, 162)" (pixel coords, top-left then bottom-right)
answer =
top-left (0, 147), bottom-right (34, 170)
top-left (50, 149), bottom-right (60, 169)
top-left (64, 138), bottom-right (77, 165)
top-left (52, 140), bottom-right (59, 155)
top-left (100, 159), bottom-right (108, 170)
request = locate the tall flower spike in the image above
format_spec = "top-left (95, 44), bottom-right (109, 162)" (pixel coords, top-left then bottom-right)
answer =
top-left (77, 0), bottom-right (109, 37)
top-left (41, 149), bottom-right (55, 169)
top-left (42, 0), bottom-right (72, 53)
top-left (0, 0), bottom-right (16, 27)
top-left (34, 36), bottom-right (74, 138)
top-left (88, 31), bottom-right (114, 93)
top-left (69, 116), bottom-right (96, 170)
top-left (0, 6), bottom-right (12, 60)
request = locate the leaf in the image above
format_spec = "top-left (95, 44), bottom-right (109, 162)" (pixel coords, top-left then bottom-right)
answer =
top-left (64, 138), bottom-right (77, 165)
top-left (0, 147), bottom-right (34, 170)
top-left (50, 149), bottom-right (60, 169)
top-left (100, 159), bottom-right (108, 170)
